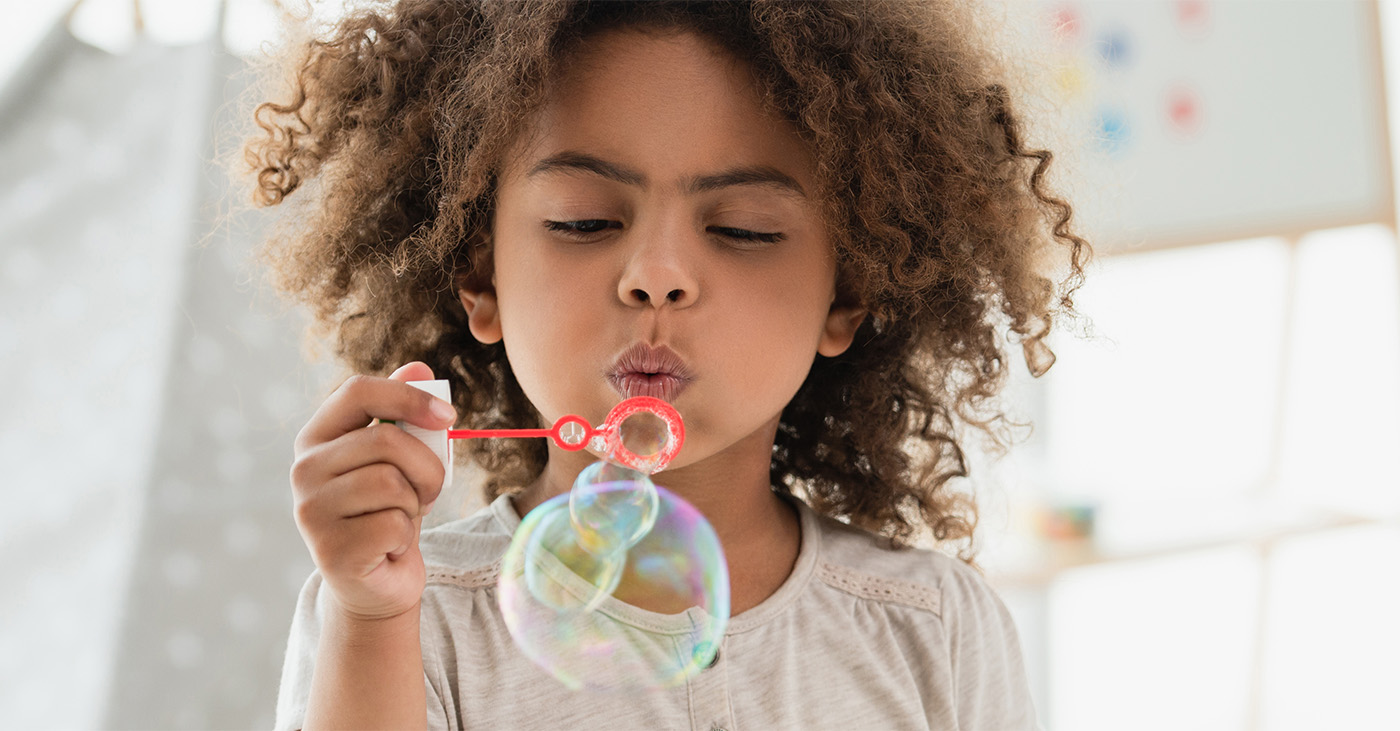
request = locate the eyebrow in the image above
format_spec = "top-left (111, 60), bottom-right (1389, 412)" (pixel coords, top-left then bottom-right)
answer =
top-left (527, 151), bottom-right (808, 199)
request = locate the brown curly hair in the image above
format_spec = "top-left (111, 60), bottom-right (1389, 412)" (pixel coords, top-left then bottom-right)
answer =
top-left (241, 0), bottom-right (1090, 559)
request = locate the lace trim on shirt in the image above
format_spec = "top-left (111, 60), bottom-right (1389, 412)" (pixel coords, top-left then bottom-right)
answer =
top-left (426, 561), bottom-right (501, 590)
top-left (816, 562), bottom-right (941, 615)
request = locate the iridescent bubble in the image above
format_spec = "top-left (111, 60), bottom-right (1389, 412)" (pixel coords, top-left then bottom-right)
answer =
top-left (617, 410), bottom-right (668, 462)
top-left (519, 504), bottom-right (624, 613)
top-left (498, 478), bottom-right (729, 691)
top-left (568, 462), bottom-right (658, 556)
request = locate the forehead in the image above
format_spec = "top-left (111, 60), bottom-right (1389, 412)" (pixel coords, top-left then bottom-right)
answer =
top-left (502, 29), bottom-right (816, 191)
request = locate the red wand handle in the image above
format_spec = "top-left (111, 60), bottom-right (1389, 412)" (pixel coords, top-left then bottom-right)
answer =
top-left (448, 413), bottom-right (600, 452)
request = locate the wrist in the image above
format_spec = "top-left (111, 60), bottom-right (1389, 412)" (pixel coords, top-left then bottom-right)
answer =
top-left (307, 600), bottom-right (426, 731)
top-left (326, 601), bottom-right (421, 646)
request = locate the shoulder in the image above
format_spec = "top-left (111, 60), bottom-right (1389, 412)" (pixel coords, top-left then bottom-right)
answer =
top-left (809, 505), bottom-right (997, 621)
top-left (417, 495), bottom-right (515, 591)
top-left (803, 503), bottom-right (1039, 727)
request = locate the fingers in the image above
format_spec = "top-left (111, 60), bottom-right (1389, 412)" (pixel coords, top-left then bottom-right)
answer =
top-left (311, 463), bottom-right (422, 521)
top-left (304, 508), bottom-right (420, 578)
top-left (389, 361), bottom-right (435, 383)
top-left (294, 423), bottom-right (446, 510)
top-left (296, 363), bottom-right (456, 451)
top-left (293, 458), bottom-right (435, 570)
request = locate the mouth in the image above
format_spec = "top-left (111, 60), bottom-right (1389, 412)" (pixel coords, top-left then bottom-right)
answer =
top-left (607, 343), bottom-right (694, 402)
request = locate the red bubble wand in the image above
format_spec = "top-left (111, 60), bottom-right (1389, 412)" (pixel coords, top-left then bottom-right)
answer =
top-left (446, 395), bottom-right (684, 474)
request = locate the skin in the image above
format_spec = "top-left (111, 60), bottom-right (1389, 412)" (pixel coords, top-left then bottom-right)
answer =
top-left (292, 361), bottom-right (453, 729)
top-left (459, 28), bottom-right (866, 614)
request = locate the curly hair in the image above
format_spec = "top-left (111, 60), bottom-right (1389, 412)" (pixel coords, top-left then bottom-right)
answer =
top-left (241, 0), bottom-right (1090, 559)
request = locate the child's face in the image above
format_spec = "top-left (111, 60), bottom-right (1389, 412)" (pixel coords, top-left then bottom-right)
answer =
top-left (460, 28), bottom-right (865, 472)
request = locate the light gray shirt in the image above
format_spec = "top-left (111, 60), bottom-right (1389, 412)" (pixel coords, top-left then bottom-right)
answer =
top-left (276, 494), bottom-right (1038, 730)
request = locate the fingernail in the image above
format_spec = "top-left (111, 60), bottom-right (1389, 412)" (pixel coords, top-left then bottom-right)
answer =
top-left (430, 398), bottom-right (456, 422)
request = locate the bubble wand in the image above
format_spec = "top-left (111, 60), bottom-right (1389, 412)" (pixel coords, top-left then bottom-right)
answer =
top-left (447, 395), bottom-right (684, 473)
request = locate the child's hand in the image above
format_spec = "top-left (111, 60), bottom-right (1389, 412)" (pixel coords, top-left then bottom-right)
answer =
top-left (290, 361), bottom-right (456, 622)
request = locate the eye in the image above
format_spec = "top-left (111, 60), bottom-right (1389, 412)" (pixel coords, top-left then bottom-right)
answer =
top-left (544, 220), bottom-right (621, 239)
top-left (708, 226), bottom-right (785, 245)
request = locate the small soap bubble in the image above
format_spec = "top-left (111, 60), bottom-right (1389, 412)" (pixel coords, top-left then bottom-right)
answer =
top-left (569, 462), bottom-right (658, 556)
top-left (618, 411), bottom-right (668, 460)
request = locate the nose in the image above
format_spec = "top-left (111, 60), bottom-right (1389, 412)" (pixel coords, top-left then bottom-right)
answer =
top-left (617, 233), bottom-right (700, 310)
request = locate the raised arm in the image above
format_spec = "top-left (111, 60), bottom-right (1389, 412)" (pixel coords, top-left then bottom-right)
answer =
top-left (291, 362), bottom-right (455, 730)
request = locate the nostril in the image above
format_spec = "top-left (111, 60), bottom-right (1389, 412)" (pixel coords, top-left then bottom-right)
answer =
top-left (628, 288), bottom-right (688, 305)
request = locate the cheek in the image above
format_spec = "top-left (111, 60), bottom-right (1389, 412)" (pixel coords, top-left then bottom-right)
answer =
top-left (493, 245), bottom-right (616, 403)
top-left (717, 271), bottom-right (832, 383)
top-left (498, 272), bottom-right (585, 362)
top-left (745, 259), bottom-right (834, 339)
top-left (495, 233), bottom-right (599, 325)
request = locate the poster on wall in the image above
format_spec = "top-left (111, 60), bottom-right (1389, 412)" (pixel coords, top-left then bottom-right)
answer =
top-left (1027, 0), bottom-right (1394, 251)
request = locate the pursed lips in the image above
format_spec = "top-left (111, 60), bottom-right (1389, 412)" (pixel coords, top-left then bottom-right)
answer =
top-left (607, 343), bottom-right (694, 402)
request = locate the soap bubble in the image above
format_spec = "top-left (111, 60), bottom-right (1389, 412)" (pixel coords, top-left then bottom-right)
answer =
top-left (618, 411), bottom-right (668, 462)
top-left (521, 504), bottom-right (625, 613)
top-left (568, 462), bottom-right (659, 556)
top-left (497, 397), bottom-right (724, 690)
top-left (498, 476), bottom-right (729, 691)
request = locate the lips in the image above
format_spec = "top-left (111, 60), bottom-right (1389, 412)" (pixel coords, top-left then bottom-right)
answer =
top-left (607, 343), bottom-right (694, 402)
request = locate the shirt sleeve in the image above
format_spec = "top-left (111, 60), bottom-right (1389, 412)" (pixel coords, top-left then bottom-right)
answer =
top-left (272, 570), bottom-right (451, 731)
top-left (940, 560), bottom-right (1041, 731)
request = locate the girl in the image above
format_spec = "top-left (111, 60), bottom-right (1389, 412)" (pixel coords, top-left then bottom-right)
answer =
top-left (248, 1), bottom-right (1088, 729)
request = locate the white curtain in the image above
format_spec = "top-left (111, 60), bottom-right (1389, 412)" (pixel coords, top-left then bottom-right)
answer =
top-left (0, 15), bottom-right (324, 729)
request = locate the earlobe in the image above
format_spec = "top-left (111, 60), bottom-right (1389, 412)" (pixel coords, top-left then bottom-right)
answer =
top-left (458, 288), bottom-right (504, 345)
top-left (817, 306), bottom-right (868, 357)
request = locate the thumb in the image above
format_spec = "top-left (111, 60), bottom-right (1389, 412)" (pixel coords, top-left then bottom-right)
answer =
top-left (388, 513), bottom-right (426, 562)
top-left (389, 361), bottom-right (435, 383)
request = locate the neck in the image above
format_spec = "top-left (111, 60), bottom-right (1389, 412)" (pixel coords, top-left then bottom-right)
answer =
top-left (511, 418), bottom-right (801, 614)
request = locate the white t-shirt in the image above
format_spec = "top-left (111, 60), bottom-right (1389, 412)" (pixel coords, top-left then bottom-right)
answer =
top-left (276, 493), bottom-right (1039, 730)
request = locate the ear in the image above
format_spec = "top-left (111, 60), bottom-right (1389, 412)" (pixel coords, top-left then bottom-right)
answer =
top-left (457, 287), bottom-right (503, 345)
top-left (817, 304), bottom-right (867, 357)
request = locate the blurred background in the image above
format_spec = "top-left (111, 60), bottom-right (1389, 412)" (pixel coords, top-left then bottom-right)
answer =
top-left (1, 0), bottom-right (1397, 729)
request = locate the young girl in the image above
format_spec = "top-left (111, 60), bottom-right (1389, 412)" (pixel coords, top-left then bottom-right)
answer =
top-left (248, 1), bottom-right (1087, 729)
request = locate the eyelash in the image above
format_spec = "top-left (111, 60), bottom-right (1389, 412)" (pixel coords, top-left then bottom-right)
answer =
top-left (544, 220), bottom-right (785, 244)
